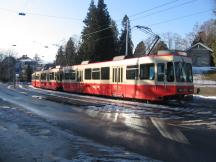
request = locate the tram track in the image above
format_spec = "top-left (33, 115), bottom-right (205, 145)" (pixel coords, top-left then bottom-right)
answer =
top-left (16, 84), bottom-right (216, 122)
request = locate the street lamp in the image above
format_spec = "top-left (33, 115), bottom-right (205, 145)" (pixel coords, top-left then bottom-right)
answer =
top-left (11, 45), bottom-right (17, 88)
top-left (18, 12), bottom-right (26, 16)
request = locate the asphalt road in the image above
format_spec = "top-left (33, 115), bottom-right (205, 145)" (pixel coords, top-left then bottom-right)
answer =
top-left (0, 83), bottom-right (216, 162)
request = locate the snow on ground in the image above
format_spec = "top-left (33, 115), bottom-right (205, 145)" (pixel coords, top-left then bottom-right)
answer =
top-left (192, 67), bottom-right (216, 74)
top-left (193, 78), bottom-right (216, 86)
top-left (193, 95), bottom-right (216, 100)
top-left (192, 66), bottom-right (216, 87)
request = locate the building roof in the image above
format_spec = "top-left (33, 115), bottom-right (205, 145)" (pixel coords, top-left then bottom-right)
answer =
top-left (17, 55), bottom-right (35, 62)
top-left (186, 42), bottom-right (213, 52)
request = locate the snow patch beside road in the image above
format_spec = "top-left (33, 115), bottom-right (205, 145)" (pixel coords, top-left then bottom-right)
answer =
top-left (193, 95), bottom-right (216, 100)
top-left (193, 67), bottom-right (216, 74)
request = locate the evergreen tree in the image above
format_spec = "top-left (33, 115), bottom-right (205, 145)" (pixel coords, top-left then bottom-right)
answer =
top-left (111, 19), bottom-right (119, 56)
top-left (56, 46), bottom-right (65, 66)
top-left (79, 0), bottom-right (118, 62)
top-left (93, 0), bottom-right (117, 61)
top-left (134, 41), bottom-right (146, 57)
top-left (1, 56), bottom-right (16, 82)
top-left (79, 0), bottom-right (98, 62)
top-left (65, 38), bottom-right (77, 65)
top-left (118, 15), bottom-right (133, 57)
top-left (26, 64), bottom-right (33, 82)
top-left (211, 39), bottom-right (216, 66)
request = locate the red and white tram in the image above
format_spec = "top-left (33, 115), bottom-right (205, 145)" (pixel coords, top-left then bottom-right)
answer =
top-left (32, 50), bottom-right (194, 101)
top-left (31, 71), bottom-right (41, 88)
top-left (32, 66), bottom-right (62, 90)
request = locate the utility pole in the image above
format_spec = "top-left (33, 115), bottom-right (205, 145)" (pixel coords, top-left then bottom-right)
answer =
top-left (13, 63), bottom-right (16, 88)
top-left (125, 19), bottom-right (129, 56)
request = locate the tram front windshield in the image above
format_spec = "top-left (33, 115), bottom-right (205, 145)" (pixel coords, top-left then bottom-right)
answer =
top-left (174, 62), bottom-right (193, 82)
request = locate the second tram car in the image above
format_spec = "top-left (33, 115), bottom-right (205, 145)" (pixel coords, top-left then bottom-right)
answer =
top-left (32, 50), bottom-right (194, 101)
top-left (32, 66), bottom-right (63, 90)
top-left (31, 71), bottom-right (41, 88)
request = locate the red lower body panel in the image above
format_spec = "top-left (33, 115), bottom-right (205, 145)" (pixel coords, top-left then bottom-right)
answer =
top-left (40, 81), bottom-right (62, 90)
top-left (62, 82), bottom-right (194, 101)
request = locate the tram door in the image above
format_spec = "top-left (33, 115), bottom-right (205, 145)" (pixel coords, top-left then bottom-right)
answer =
top-left (77, 70), bottom-right (83, 93)
top-left (157, 62), bottom-right (175, 93)
top-left (112, 67), bottom-right (123, 97)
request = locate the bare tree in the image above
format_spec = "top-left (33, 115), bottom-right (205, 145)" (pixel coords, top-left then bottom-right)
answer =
top-left (185, 23), bottom-right (201, 46)
top-left (161, 32), bottom-right (173, 49)
top-left (161, 32), bottom-right (188, 50)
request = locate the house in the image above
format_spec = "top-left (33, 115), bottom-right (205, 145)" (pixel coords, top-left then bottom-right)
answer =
top-left (186, 42), bottom-right (213, 67)
top-left (15, 55), bottom-right (37, 82)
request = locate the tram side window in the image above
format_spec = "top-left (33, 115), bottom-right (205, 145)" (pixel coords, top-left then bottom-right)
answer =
top-left (57, 72), bottom-right (63, 81)
top-left (46, 73), bottom-right (50, 81)
top-left (41, 73), bottom-right (46, 80)
top-left (167, 62), bottom-right (174, 82)
top-left (185, 63), bottom-right (193, 82)
top-left (101, 67), bottom-right (110, 80)
top-left (69, 70), bottom-right (76, 80)
top-left (56, 72), bottom-right (60, 81)
top-left (32, 74), bottom-right (35, 80)
top-left (140, 63), bottom-right (155, 80)
top-left (64, 72), bottom-right (70, 80)
top-left (60, 72), bottom-right (63, 81)
top-left (64, 70), bottom-right (75, 80)
top-left (49, 72), bottom-right (54, 80)
top-left (157, 63), bottom-right (165, 81)
top-left (126, 65), bottom-right (138, 80)
top-left (54, 73), bottom-right (57, 80)
top-left (85, 68), bottom-right (92, 80)
top-left (175, 62), bottom-right (193, 82)
top-left (77, 71), bottom-right (83, 82)
top-left (112, 68), bottom-right (115, 82)
top-left (92, 68), bottom-right (100, 80)
top-left (118, 68), bottom-right (123, 82)
top-left (35, 75), bottom-right (39, 80)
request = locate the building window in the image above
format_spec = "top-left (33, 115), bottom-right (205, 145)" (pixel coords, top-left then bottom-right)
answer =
top-left (126, 65), bottom-right (138, 80)
top-left (140, 63), bottom-right (155, 80)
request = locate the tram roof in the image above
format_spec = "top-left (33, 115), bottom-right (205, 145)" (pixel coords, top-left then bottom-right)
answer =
top-left (74, 50), bottom-right (189, 67)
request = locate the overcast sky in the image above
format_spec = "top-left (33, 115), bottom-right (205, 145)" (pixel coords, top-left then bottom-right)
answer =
top-left (0, 0), bottom-right (214, 63)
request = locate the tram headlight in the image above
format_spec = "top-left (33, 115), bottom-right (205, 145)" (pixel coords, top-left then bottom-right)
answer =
top-left (188, 88), bottom-right (193, 92)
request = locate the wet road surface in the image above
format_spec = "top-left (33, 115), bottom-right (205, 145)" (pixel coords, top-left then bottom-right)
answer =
top-left (1, 83), bottom-right (216, 162)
